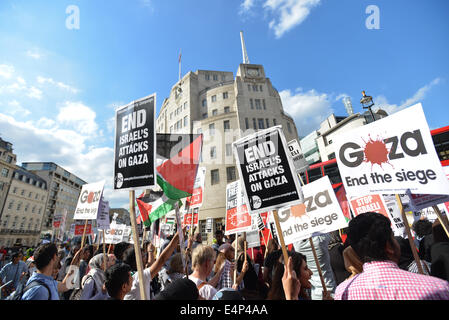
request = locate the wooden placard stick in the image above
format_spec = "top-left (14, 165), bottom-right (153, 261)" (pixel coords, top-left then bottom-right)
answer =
top-left (129, 190), bottom-right (147, 300)
top-left (433, 205), bottom-right (449, 239)
top-left (309, 237), bottom-right (328, 295)
top-left (234, 232), bottom-right (239, 286)
top-left (272, 209), bottom-right (289, 267)
top-left (80, 219), bottom-right (88, 250)
top-left (102, 229), bottom-right (107, 272)
top-left (296, 172), bottom-right (327, 293)
top-left (244, 234), bottom-right (247, 264)
top-left (395, 194), bottom-right (424, 275)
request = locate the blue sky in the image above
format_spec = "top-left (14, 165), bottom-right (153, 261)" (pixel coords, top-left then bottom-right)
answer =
top-left (0, 0), bottom-right (448, 209)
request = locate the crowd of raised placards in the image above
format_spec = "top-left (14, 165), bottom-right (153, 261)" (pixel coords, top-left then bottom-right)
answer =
top-left (1, 213), bottom-right (448, 301)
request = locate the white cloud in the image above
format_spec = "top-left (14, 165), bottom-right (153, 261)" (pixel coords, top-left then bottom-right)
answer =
top-left (373, 78), bottom-right (442, 115)
top-left (37, 76), bottom-right (79, 94)
top-left (56, 101), bottom-right (99, 136)
top-left (5, 100), bottom-right (31, 117)
top-left (0, 112), bottom-right (126, 208)
top-left (26, 50), bottom-right (43, 60)
top-left (280, 87), bottom-right (334, 136)
top-left (240, 0), bottom-right (321, 38)
top-left (26, 86), bottom-right (43, 100)
top-left (0, 64), bottom-right (15, 79)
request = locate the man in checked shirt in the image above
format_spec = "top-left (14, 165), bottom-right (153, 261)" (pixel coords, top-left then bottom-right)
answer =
top-left (215, 243), bottom-right (248, 290)
top-left (335, 212), bottom-right (449, 300)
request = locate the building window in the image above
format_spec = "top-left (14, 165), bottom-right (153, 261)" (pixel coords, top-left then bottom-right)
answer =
top-left (21, 189), bottom-right (25, 196)
top-left (184, 116), bottom-right (188, 127)
top-left (210, 146), bottom-right (217, 159)
top-left (25, 204), bottom-right (29, 212)
top-left (266, 119), bottom-right (270, 128)
top-left (252, 85), bottom-right (258, 92)
top-left (8, 201), bottom-right (13, 210)
top-left (263, 99), bottom-right (266, 110)
top-left (258, 118), bottom-right (265, 129)
top-left (273, 119), bottom-right (277, 126)
top-left (202, 113), bottom-right (208, 119)
top-left (223, 120), bottom-right (230, 131)
top-left (209, 123), bottom-right (215, 135)
top-left (224, 106), bottom-right (230, 113)
top-left (287, 122), bottom-right (292, 133)
top-left (245, 118), bottom-right (249, 130)
top-left (248, 84), bottom-right (251, 91)
top-left (226, 144), bottom-right (232, 157)
top-left (255, 99), bottom-right (261, 110)
top-left (0, 181), bottom-right (3, 191)
top-left (223, 92), bottom-right (228, 99)
top-left (205, 74), bottom-right (210, 81)
top-left (211, 169), bottom-right (219, 185)
top-left (6, 155), bottom-right (13, 163)
top-left (226, 167), bottom-right (236, 182)
top-left (17, 202), bottom-right (22, 211)
top-left (29, 192), bottom-right (32, 198)
top-left (253, 118), bottom-right (257, 129)
top-left (1, 168), bottom-right (9, 177)
top-left (213, 74), bottom-right (218, 81)
top-left (13, 187), bottom-right (17, 193)
top-left (250, 99), bottom-right (254, 109)
top-left (212, 109), bottom-right (218, 116)
top-left (260, 85), bottom-right (263, 92)
top-left (184, 102), bottom-right (187, 110)
top-left (211, 95), bottom-right (217, 102)
top-left (202, 99), bottom-right (207, 107)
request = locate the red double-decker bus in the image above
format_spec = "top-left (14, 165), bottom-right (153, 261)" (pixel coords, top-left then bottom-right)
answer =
top-left (300, 125), bottom-right (449, 188)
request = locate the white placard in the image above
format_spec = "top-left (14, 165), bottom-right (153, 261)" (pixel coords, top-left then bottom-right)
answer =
top-left (278, 176), bottom-right (348, 245)
top-left (334, 103), bottom-right (449, 196)
top-left (73, 181), bottom-right (105, 220)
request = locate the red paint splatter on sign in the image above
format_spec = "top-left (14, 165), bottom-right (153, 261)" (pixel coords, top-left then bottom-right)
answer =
top-left (362, 135), bottom-right (393, 170)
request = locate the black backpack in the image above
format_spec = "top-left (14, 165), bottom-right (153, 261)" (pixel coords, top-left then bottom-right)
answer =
top-left (7, 280), bottom-right (51, 300)
top-left (69, 275), bottom-right (95, 300)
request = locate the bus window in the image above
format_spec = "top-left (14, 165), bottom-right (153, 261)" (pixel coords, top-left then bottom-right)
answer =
top-left (324, 162), bottom-right (342, 185)
top-left (307, 167), bottom-right (323, 183)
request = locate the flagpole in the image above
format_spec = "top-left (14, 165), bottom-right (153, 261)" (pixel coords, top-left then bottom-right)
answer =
top-left (102, 230), bottom-right (107, 272)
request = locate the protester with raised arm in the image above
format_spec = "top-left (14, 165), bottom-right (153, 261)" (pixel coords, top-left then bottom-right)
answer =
top-left (123, 227), bottom-right (184, 300)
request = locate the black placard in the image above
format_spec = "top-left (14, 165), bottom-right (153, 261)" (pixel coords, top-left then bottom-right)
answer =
top-left (114, 94), bottom-right (156, 190)
top-left (233, 127), bottom-right (304, 214)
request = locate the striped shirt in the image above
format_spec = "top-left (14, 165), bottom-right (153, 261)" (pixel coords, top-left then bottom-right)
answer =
top-left (335, 261), bottom-right (449, 300)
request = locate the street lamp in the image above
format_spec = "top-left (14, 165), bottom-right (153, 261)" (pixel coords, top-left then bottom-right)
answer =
top-left (360, 90), bottom-right (376, 122)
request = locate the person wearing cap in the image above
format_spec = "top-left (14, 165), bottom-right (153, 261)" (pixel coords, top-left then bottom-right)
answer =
top-left (154, 278), bottom-right (200, 300)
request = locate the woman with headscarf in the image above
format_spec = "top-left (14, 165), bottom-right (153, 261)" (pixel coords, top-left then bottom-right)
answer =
top-left (79, 254), bottom-right (111, 300)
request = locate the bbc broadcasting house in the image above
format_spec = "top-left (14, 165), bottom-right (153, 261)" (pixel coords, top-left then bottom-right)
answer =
top-left (155, 62), bottom-right (300, 243)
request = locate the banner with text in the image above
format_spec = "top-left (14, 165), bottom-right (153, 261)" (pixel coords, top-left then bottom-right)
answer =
top-left (233, 126), bottom-right (304, 215)
top-left (225, 180), bottom-right (253, 235)
top-left (349, 194), bottom-right (388, 217)
top-left (287, 139), bottom-right (309, 174)
top-left (97, 198), bottom-right (111, 230)
top-left (277, 176), bottom-right (348, 245)
top-left (185, 167), bottom-right (206, 209)
top-left (114, 94), bottom-right (156, 190)
top-left (334, 103), bottom-right (449, 196)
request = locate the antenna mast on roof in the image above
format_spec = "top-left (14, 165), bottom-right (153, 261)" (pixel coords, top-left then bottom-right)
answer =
top-left (240, 31), bottom-right (250, 64)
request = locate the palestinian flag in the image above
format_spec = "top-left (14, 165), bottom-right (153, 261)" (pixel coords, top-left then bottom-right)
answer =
top-left (136, 191), bottom-right (181, 228)
top-left (156, 133), bottom-right (203, 200)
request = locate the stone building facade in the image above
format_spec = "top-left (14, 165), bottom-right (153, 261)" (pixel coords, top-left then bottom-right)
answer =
top-left (0, 167), bottom-right (48, 247)
top-left (156, 63), bottom-right (300, 242)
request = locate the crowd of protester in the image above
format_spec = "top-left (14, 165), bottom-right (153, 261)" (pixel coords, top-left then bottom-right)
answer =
top-left (1, 212), bottom-right (449, 300)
